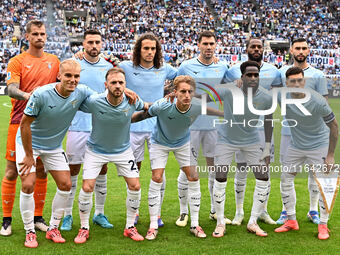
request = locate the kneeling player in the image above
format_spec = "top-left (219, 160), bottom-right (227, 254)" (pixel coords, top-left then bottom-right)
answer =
top-left (74, 68), bottom-right (148, 243)
top-left (274, 67), bottom-right (338, 240)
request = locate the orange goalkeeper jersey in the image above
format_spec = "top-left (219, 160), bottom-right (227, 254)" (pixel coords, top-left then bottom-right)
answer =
top-left (6, 51), bottom-right (60, 124)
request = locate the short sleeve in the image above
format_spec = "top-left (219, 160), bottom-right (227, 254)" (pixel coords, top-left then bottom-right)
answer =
top-left (315, 74), bottom-right (329, 96)
top-left (24, 91), bottom-right (41, 117)
top-left (148, 99), bottom-right (165, 116)
top-left (6, 56), bottom-right (21, 85)
top-left (271, 68), bottom-right (282, 87)
top-left (223, 65), bottom-right (240, 82)
top-left (177, 63), bottom-right (186, 76)
top-left (135, 98), bottom-right (145, 111)
top-left (317, 97), bottom-right (333, 119)
top-left (79, 96), bottom-right (92, 113)
top-left (166, 64), bottom-right (177, 79)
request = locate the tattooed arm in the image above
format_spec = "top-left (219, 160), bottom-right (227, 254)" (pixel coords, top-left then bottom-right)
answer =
top-left (8, 83), bottom-right (31, 100)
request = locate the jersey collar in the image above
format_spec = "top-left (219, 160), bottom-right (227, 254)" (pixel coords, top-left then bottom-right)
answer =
top-left (84, 56), bottom-right (100, 65)
top-left (175, 103), bottom-right (192, 114)
top-left (197, 58), bottom-right (213, 67)
top-left (139, 64), bottom-right (154, 70)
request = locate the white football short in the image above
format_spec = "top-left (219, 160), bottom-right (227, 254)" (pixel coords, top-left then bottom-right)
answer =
top-left (82, 146), bottom-right (139, 179)
top-left (190, 130), bottom-right (217, 158)
top-left (149, 142), bottom-right (196, 170)
top-left (130, 132), bottom-right (151, 162)
top-left (235, 129), bottom-right (274, 163)
top-left (16, 143), bottom-right (69, 175)
top-left (215, 143), bottom-right (263, 166)
top-left (279, 135), bottom-right (292, 164)
top-left (66, 131), bottom-right (90, 164)
top-left (282, 145), bottom-right (328, 173)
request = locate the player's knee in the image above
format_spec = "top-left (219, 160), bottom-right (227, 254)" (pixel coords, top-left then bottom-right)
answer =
top-left (21, 182), bottom-right (35, 194)
top-left (127, 182), bottom-right (140, 191)
top-left (5, 161), bottom-right (18, 180)
top-left (82, 184), bottom-right (94, 193)
top-left (57, 179), bottom-right (72, 191)
top-left (152, 174), bottom-right (163, 183)
top-left (5, 169), bottom-right (18, 181)
top-left (187, 172), bottom-right (199, 182)
top-left (215, 177), bottom-right (227, 183)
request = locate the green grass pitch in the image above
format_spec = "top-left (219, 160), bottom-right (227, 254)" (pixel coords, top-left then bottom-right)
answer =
top-left (0, 96), bottom-right (339, 255)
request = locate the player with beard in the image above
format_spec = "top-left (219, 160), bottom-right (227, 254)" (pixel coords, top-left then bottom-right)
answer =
top-left (1, 20), bottom-right (59, 236)
top-left (206, 61), bottom-right (273, 237)
top-left (276, 38), bottom-right (329, 225)
top-left (119, 33), bottom-right (177, 226)
top-left (274, 67), bottom-right (338, 240)
top-left (60, 29), bottom-right (114, 231)
top-left (174, 31), bottom-right (231, 227)
top-left (224, 38), bottom-right (281, 226)
top-left (73, 68), bottom-right (148, 243)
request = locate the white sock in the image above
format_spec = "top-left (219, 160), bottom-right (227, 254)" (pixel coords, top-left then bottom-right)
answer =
top-left (319, 195), bottom-right (329, 224)
top-left (126, 189), bottom-right (141, 229)
top-left (213, 180), bottom-right (227, 226)
top-left (159, 172), bottom-right (166, 217)
top-left (177, 169), bottom-right (188, 215)
top-left (64, 175), bottom-right (78, 216)
top-left (188, 181), bottom-right (201, 227)
top-left (49, 189), bottom-right (70, 229)
top-left (234, 169), bottom-right (247, 215)
top-left (308, 174), bottom-right (319, 212)
top-left (249, 179), bottom-right (269, 224)
top-left (208, 171), bottom-right (215, 213)
top-left (263, 179), bottom-right (271, 212)
top-left (280, 172), bottom-right (296, 217)
top-left (78, 188), bottom-right (93, 229)
top-left (94, 174), bottom-right (107, 215)
top-left (148, 180), bottom-right (162, 229)
top-left (20, 191), bottom-right (35, 233)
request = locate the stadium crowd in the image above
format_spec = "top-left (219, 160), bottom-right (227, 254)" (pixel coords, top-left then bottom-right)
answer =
top-left (0, 0), bottom-right (339, 83)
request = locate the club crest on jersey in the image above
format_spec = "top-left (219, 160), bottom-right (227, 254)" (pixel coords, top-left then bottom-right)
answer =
top-left (27, 101), bottom-right (35, 111)
top-left (122, 107), bottom-right (130, 116)
top-left (154, 71), bottom-right (160, 75)
top-left (70, 99), bottom-right (78, 108)
top-left (47, 62), bottom-right (52, 69)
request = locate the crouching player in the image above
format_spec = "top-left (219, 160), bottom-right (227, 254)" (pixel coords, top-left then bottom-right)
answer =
top-left (16, 59), bottom-right (94, 248)
top-left (139, 75), bottom-right (224, 240)
top-left (274, 67), bottom-right (338, 240)
top-left (74, 68), bottom-right (149, 243)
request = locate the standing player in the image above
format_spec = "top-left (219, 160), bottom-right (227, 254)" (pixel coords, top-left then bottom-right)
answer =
top-left (209, 61), bottom-right (273, 237)
top-left (224, 38), bottom-right (281, 225)
top-left (143, 75), bottom-right (224, 240)
top-left (60, 29), bottom-right (113, 231)
top-left (276, 38), bottom-right (329, 225)
top-left (175, 30), bottom-right (231, 226)
top-left (16, 59), bottom-right (93, 248)
top-left (119, 33), bottom-right (177, 226)
top-left (274, 67), bottom-right (338, 240)
top-left (73, 68), bottom-right (148, 243)
top-left (1, 20), bottom-right (60, 236)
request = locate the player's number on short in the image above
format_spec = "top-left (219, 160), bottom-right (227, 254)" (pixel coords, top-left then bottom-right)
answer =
top-left (128, 160), bottom-right (137, 171)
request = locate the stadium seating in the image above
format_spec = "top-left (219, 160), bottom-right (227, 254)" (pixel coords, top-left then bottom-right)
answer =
top-left (0, 0), bottom-right (338, 82)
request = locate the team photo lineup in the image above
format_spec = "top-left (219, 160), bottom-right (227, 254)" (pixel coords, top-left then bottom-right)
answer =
top-left (0, 0), bottom-right (339, 252)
